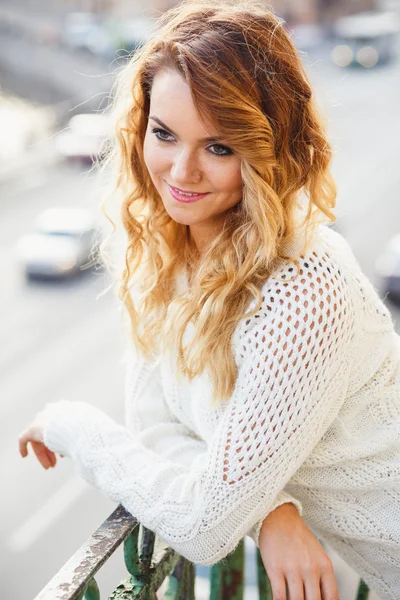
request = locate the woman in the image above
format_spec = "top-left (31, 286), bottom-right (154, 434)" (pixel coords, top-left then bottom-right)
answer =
top-left (19, 0), bottom-right (400, 598)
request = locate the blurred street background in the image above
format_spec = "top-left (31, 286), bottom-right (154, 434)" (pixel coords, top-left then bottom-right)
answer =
top-left (1, 0), bottom-right (400, 598)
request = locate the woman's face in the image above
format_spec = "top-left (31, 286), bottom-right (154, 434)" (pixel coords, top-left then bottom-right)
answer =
top-left (143, 68), bottom-right (243, 251)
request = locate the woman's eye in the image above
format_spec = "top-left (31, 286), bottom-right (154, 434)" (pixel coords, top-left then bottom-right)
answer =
top-left (151, 127), bottom-right (173, 141)
top-left (151, 128), bottom-right (233, 157)
top-left (209, 144), bottom-right (233, 157)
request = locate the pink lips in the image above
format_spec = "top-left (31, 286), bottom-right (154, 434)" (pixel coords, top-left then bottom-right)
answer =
top-left (167, 183), bottom-right (210, 203)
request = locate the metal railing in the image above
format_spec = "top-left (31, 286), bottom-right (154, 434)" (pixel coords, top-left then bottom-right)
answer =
top-left (34, 505), bottom-right (371, 600)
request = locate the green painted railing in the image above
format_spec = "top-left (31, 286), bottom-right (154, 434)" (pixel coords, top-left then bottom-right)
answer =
top-left (34, 505), bottom-right (370, 600)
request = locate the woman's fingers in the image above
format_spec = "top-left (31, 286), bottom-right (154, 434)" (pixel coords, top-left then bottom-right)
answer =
top-left (19, 426), bottom-right (37, 461)
top-left (19, 422), bottom-right (42, 456)
top-left (269, 568), bottom-right (340, 600)
top-left (18, 434), bottom-right (28, 458)
top-left (48, 449), bottom-right (57, 467)
top-left (19, 425), bottom-right (59, 470)
top-left (30, 441), bottom-right (53, 469)
top-left (268, 571), bottom-right (289, 600)
top-left (19, 410), bottom-right (62, 469)
top-left (286, 570), bottom-right (305, 600)
top-left (303, 572), bottom-right (322, 600)
top-left (320, 561), bottom-right (341, 600)
top-left (43, 444), bottom-right (57, 468)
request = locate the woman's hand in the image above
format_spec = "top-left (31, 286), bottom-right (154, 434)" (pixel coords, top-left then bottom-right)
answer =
top-left (19, 400), bottom-right (112, 470)
top-left (18, 407), bottom-right (61, 470)
top-left (258, 502), bottom-right (340, 600)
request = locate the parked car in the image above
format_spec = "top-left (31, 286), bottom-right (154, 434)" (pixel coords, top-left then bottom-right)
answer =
top-left (55, 113), bottom-right (111, 164)
top-left (375, 232), bottom-right (400, 301)
top-left (331, 11), bottom-right (400, 68)
top-left (16, 207), bottom-right (98, 280)
top-left (290, 23), bottom-right (325, 52)
top-left (61, 12), bottom-right (107, 53)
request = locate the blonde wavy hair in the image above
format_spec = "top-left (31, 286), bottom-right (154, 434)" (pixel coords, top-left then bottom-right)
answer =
top-left (101, 0), bottom-right (336, 404)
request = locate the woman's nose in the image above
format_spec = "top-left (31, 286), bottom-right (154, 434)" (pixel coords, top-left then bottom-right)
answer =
top-left (170, 149), bottom-right (202, 184)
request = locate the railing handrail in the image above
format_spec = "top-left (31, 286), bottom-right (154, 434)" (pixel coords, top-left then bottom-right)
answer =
top-left (33, 504), bottom-right (371, 600)
top-left (34, 505), bottom-right (137, 600)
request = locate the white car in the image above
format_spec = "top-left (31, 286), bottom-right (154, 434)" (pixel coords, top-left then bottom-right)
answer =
top-left (376, 233), bottom-right (400, 302)
top-left (16, 207), bottom-right (99, 279)
top-left (56, 113), bottom-right (111, 164)
top-left (62, 12), bottom-right (105, 52)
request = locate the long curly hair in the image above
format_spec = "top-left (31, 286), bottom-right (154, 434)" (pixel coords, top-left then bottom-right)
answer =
top-left (101, 0), bottom-right (337, 404)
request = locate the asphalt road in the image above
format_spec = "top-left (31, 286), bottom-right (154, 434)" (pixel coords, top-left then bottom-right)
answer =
top-left (0, 161), bottom-right (129, 597)
top-left (1, 33), bottom-right (400, 600)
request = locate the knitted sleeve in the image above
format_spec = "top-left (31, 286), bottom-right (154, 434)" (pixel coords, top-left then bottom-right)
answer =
top-left (43, 255), bottom-right (356, 565)
top-left (123, 346), bottom-right (303, 545)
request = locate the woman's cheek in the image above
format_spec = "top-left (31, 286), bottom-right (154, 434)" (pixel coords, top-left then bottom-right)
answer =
top-left (144, 143), bottom-right (170, 182)
top-left (212, 166), bottom-right (242, 199)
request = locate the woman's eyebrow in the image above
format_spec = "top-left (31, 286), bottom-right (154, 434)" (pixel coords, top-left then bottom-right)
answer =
top-left (149, 115), bottom-right (224, 143)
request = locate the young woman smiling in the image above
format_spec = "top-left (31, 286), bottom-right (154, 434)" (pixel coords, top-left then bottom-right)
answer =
top-left (19, 1), bottom-right (400, 598)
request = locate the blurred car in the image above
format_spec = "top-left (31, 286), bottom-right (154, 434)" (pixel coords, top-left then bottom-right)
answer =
top-left (55, 113), bottom-right (111, 164)
top-left (16, 207), bottom-right (98, 279)
top-left (331, 11), bottom-right (400, 68)
top-left (61, 12), bottom-right (107, 53)
top-left (375, 233), bottom-right (400, 301)
top-left (290, 23), bottom-right (325, 51)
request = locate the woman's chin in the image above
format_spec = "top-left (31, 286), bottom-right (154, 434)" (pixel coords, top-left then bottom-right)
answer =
top-left (162, 203), bottom-right (202, 226)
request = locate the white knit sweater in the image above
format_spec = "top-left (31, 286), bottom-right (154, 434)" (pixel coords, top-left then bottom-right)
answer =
top-left (43, 224), bottom-right (400, 599)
